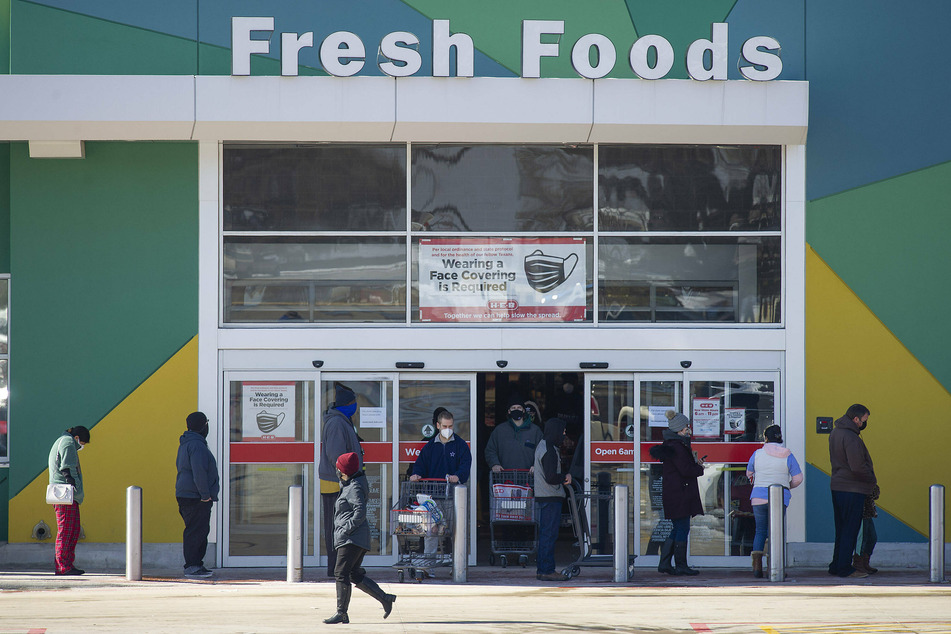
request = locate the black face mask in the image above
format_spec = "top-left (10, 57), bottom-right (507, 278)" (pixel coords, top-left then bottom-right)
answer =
top-left (199, 424), bottom-right (209, 438)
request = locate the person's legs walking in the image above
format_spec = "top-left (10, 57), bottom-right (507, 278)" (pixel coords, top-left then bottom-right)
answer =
top-left (178, 497), bottom-right (212, 574)
top-left (322, 492), bottom-right (339, 577)
top-left (326, 543), bottom-right (361, 624)
top-left (751, 503), bottom-right (768, 578)
top-left (54, 502), bottom-right (82, 574)
top-left (536, 500), bottom-right (561, 579)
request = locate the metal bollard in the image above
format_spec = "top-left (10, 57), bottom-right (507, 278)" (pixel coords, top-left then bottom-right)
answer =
top-left (613, 484), bottom-right (629, 582)
top-left (125, 486), bottom-right (142, 581)
top-left (930, 484), bottom-right (945, 583)
top-left (453, 485), bottom-right (468, 583)
top-left (287, 485), bottom-right (303, 583)
top-left (768, 484), bottom-right (784, 582)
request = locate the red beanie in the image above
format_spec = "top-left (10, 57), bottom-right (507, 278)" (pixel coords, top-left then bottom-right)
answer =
top-left (336, 452), bottom-right (360, 477)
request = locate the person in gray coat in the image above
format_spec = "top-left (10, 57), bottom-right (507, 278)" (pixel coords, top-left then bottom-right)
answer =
top-left (318, 382), bottom-right (364, 577)
top-left (486, 396), bottom-right (543, 472)
top-left (323, 452), bottom-right (396, 625)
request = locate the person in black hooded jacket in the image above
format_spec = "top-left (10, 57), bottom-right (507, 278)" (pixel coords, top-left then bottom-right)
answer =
top-left (533, 418), bottom-right (572, 581)
top-left (649, 410), bottom-right (704, 576)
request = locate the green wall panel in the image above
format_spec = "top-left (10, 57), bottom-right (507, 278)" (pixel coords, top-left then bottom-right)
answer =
top-left (0, 144), bottom-right (9, 273)
top-left (0, 467), bottom-right (7, 541)
top-left (807, 161), bottom-right (951, 393)
top-left (1, 0), bottom-right (10, 74)
top-left (197, 41), bottom-right (322, 76)
top-left (11, 1), bottom-right (197, 74)
top-left (402, 0), bottom-right (638, 77)
top-left (8, 142), bottom-right (198, 495)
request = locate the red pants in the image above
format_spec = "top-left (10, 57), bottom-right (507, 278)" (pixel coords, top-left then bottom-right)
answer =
top-left (54, 502), bottom-right (81, 573)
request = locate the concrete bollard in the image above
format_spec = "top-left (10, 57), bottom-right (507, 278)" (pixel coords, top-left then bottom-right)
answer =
top-left (768, 484), bottom-right (784, 582)
top-left (287, 485), bottom-right (303, 583)
top-left (125, 486), bottom-right (142, 581)
top-left (453, 485), bottom-right (467, 583)
top-left (930, 484), bottom-right (945, 583)
top-left (614, 484), bottom-right (629, 582)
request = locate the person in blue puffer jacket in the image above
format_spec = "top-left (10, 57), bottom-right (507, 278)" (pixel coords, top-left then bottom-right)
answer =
top-left (175, 411), bottom-right (219, 579)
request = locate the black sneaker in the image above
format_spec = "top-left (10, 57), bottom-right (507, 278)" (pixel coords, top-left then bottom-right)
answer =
top-left (184, 565), bottom-right (213, 579)
top-left (55, 567), bottom-right (85, 576)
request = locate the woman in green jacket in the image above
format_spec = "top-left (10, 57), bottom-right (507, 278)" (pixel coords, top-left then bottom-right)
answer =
top-left (48, 426), bottom-right (90, 575)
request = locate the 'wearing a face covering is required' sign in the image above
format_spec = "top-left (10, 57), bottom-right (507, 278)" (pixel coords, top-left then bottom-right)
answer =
top-left (418, 237), bottom-right (586, 323)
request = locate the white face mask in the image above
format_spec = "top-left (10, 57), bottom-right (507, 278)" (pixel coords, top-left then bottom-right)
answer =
top-left (77, 444), bottom-right (85, 451)
top-left (440, 427), bottom-right (453, 440)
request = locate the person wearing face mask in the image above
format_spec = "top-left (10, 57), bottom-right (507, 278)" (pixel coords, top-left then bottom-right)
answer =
top-left (175, 411), bottom-right (219, 579)
top-left (409, 409), bottom-right (471, 484)
top-left (485, 396), bottom-right (543, 473)
top-left (533, 417), bottom-right (572, 581)
top-left (48, 425), bottom-right (91, 576)
top-left (319, 382), bottom-right (364, 578)
top-left (324, 452), bottom-right (396, 625)
top-left (649, 410), bottom-right (705, 576)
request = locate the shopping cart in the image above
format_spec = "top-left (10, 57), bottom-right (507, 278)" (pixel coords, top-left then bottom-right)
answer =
top-left (390, 478), bottom-right (456, 583)
top-left (488, 469), bottom-right (536, 568)
top-left (561, 484), bottom-right (636, 580)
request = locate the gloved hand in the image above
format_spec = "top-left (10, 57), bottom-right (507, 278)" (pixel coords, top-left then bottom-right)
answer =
top-left (60, 468), bottom-right (76, 486)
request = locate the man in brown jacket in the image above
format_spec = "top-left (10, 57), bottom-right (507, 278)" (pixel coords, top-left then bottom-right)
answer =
top-left (828, 403), bottom-right (876, 578)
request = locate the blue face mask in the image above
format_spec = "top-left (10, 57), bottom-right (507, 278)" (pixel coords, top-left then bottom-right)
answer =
top-left (337, 403), bottom-right (357, 418)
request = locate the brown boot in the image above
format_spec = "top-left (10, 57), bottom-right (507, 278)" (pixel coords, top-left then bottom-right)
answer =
top-left (751, 551), bottom-right (764, 578)
top-left (853, 553), bottom-right (878, 574)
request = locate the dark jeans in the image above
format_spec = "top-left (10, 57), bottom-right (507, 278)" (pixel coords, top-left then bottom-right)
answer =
top-left (830, 490), bottom-right (865, 576)
top-left (322, 492), bottom-right (339, 576)
top-left (857, 517), bottom-right (877, 557)
top-left (334, 542), bottom-right (368, 585)
top-left (536, 499), bottom-right (562, 575)
top-left (177, 497), bottom-right (212, 570)
top-left (670, 516), bottom-right (691, 542)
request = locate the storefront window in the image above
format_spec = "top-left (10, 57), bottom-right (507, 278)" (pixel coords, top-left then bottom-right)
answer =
top-left (599, 236), bottom-right (781, 323)
top-left (0, 277), bottom-right (8, 461)
top-left (411, 236), bottom-right (594, 324)
top-left (598, 145), bottom-right (781, 232)
top-left (224, 145), bottom-right (406, 232)
top-left (223, 237), bottom-right (407, 323)
top-left (412, 145), bottom-right (593, 232)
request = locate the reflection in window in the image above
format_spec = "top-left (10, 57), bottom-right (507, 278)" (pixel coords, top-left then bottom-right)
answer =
top-left (599, 237), bottom-right (781, 323)
top-left (412, 145), bottom-right (593, 232)
top-left (224, 145), bottom-right (406, 232)
top-left (599, 145), bottom-right (781, 231)
top-left (224, 237), bottom-right (406, 323)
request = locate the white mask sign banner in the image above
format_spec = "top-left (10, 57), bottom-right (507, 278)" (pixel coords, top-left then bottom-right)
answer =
top-left (242, 381), bottom-right (296, 441)
top-left (418, 237), bottom-right (586, 323)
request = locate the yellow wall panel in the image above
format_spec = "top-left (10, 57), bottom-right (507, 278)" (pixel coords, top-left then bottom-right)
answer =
top-left (9, 337), bottom-right (198, 543)
top-left (806, 248), bottom-right (951, 536)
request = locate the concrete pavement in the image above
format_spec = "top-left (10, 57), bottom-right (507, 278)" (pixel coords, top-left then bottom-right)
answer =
top-left (2, 565), bottom-right (951, 633)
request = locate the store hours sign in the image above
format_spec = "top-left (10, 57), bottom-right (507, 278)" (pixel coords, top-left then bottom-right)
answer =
top-left (419, 237), bottom-right (585, 323)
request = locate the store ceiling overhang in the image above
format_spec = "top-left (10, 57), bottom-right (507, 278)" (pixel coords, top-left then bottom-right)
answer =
top-left (0, 75), bottom-right (808, 145)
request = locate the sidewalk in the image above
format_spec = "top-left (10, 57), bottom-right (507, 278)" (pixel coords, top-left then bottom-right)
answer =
top-left (2, 565), bottom-right (950, 633)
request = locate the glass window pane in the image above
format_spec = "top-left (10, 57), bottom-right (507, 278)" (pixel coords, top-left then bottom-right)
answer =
top-left (0, 360), bottom-right (7, 460)
top-left (399, 380), bottom-right (471, 442)
top-left (599, 145), bottom-right (781, 231)
top-left (412, 145), bottom-right (594, 232)
top-left (599, 236), bottom-right (781, 323)
top-left (689, 380), bottom-right (775, 442)
top-left (229, 380), bottom-right (315, 443)
top-left (412, 237), bottom-right (593, 323)
top-left (224, 237), bottom-right (407, 323)
top-left (223, 145), bottom-right (406, 231)
top-left (229, 464), bottom-right (314, 557)
top-left (0, 278), bottom-right (7, 354)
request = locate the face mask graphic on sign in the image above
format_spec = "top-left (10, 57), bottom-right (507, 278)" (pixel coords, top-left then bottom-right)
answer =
top-left (524, 250), bottom-right (578, 293)
top-left (256, 410), bottom-right (285, 434)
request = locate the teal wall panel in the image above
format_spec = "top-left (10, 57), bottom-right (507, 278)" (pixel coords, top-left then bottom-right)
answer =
top-left (807, 162), bottom-right (951, 393)
top-left (0, 144), bottom-right (9, 273)
top-left (8, 142), bottom-right (198, 495)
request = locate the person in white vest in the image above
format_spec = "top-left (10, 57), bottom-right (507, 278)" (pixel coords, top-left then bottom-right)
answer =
top-left (746, 424), bottom-right (803, 578)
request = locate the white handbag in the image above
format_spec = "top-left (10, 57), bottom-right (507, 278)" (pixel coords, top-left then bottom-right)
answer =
top-left (46, 484), bottom-right (74, 505)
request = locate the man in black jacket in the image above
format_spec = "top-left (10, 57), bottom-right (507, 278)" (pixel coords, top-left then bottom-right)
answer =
top-left (828, 403), bottom-right (875, 578)
top-left (175, 411), bottom-right (220, 579)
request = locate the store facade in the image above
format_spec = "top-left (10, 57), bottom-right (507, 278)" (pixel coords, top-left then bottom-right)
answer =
top-left (3, 1), bottom-right (947, 571)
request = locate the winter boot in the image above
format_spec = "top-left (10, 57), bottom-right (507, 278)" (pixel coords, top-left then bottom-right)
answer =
top-left (751, 551), bottom-right (764, 578)
top-left (355, 577), bottom-right (397, 618)
top-left (672, 541), bottom-right (699, 576)
top-left (323, 581), bottom-right (351, 624)
top-left (853, 553), bottom-right (877, 575)
top-left (657, 538), bottom-right (676, 574)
